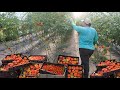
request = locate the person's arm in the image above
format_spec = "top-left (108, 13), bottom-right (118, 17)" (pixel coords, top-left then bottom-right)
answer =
top-left (94, 31), bottom-right (98, 45)
top-left (70, 18), bottom-right (84, 33)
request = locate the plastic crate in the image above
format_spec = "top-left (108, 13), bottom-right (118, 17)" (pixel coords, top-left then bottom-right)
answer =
top-left (103, 69), bottom-right (120, 77)
top-left (9, 63), bottom-right (32, 71)
top-left (96, 60), bottom-right (117, 71)
top-left (28, 55), bottom-right (47, 63)
top-left (90, 75), bottom-right (105, 78)
top-left (19, 62), bottom-right (42, 78)
top-left (90, 69), bottom-right (117, 78)
top-left (3, 53), bottom-right (23, 60)
top-left (96, 66), bottom-right (107, 72)
top-left (40, 62), bottom-right (66, 76)
top-left (90, 71), bottom-right (104, 78)
top-left (96, 60), bottom-right (116, 67)
top-left (65, 64), bottom-right (83, 78)
top-left (0, 70), bottom-right (18, 78)
top-left (1, 60), bottom-right (13, 66)
top-left (57, 55), bottom-right (79, 66)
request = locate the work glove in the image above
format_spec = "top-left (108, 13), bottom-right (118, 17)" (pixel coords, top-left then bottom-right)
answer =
top-left (69, 18), bottom-right (76, 25)
top-left (95, 44), bottom-right (98, 48)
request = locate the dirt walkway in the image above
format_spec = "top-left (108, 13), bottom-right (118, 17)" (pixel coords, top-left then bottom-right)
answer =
top-left (65, 30), bottom-right (80, 63)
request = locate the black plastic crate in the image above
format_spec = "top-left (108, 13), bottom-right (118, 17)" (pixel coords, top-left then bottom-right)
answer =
top-left (1, 60), bottom-right (13, 66)
top-left (103, 69), bottom-right (120, 77)
top-left (40, 62), bottom-right (66, 76)
top-left (28, 55), bottom-right (47, 63)
top-left (96, 60), bottom-right (116, 71)
top-left (96, 66), bottom-right (107, 72)
top-left (29, 62), bottom-right (43, 64)
top-left (57, 55), bottom-right (79, 66)
top-left (90, 69), bottom-right (105, 78)
top-left (1, 54), bottom-right (28, 65)
top-left (19, 63), bottom-right (42, 78)
top-left (65, 64), bottom-right (83, 78)
top-left (90, 69), bottom-right (117, 78)
top-left (3, 53), bottom-right (23, 60)
top-left (90, 75), bottom-right (105, 78)
top-left (96, 60), bottom-right (116, 67)
top-left (2, 60), bottom-right (13, 63)
top-left (9, 63), bottom-right (32, 71)
top-left (101, 62), bottom-right (120, 77)
top-left (0, 71), bottom-right (18, 78)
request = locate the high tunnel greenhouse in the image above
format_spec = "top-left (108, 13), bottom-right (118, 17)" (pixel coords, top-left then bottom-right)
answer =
top-left (0, 12), bottom-right (120, 78)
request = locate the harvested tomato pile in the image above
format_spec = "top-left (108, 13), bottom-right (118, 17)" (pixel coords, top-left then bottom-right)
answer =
top-left (28, 56), bottom-right (46, 61)
top-left (19, 63), bottom-right (42, 78)
top-left (41, 63), bottom-right (65, 75)
top-left (58, 55), bottom-right (79, 65)
top-left (67, 65), bottom-right (83, 78)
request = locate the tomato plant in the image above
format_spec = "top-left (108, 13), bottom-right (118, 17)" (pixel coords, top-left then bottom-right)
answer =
top-left (0, 12), bottom-right (20, 42)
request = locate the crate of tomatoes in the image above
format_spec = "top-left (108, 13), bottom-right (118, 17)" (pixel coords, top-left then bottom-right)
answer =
top-left (1, 54), bottom-right (23, 65)
top-left (65, 64), bottom-right (83, 78)
top-left (96, 59), bottom-right (116, 66)
top-left (90, 71), bottom-right (115, 78)
top-left (28, 55), bottom-right (47, 63)
top-left (103, 62), bottom-right (120, 77)
top-left (3, 54), bottom-right (23, 60)
top-left (19, 63), bottom-right (43, 78)
top-left (40, 62), bottom-right (66, 76)
top-left (57, 55), bottom-right (79, 66)
top-left (90, 62), bottom-right (120, 78)
top-left (1, 56), bottom-right (31, 71)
